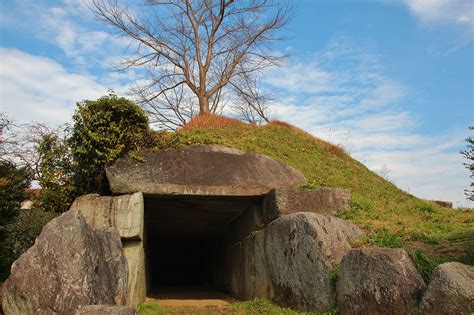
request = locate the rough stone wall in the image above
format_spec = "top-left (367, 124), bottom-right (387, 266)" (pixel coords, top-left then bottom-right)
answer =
top-left (262, 187), bottom-right (350, 224)
top-left (222, 188), bottom-right (362, 311)
top-left (70, 193), bottom-right (146, 307)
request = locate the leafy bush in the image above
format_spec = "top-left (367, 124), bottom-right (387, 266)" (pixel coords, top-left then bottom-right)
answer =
top-left (0, 161), bottom-right (32, 226)
top-left (69, 92), bottom-right (151, 194)
top-left (0, 209), bottom-right (57, 280)
top-left (35, 132), bottom-right (76, 213)
top-left (0, 160), bottom-right (34, 280)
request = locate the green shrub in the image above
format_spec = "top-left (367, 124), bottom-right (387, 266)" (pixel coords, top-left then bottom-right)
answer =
top-left (0, 160), bottom-right (34, 280)
top-left (69, 92), bottom-right (151, 194)
top-left (0, 209), bottom-right (57, 280)
top-left (35, 132), bottom-right (76, 213)
top-left (0, 161), bottom-right (32, 226)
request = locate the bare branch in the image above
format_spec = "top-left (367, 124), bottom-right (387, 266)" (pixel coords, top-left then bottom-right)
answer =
top-left (89, 0), bottom-right (291, 129)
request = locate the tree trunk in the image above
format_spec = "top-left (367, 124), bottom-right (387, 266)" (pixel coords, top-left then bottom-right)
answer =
top-left (198, 95), bottom-right (210, 115)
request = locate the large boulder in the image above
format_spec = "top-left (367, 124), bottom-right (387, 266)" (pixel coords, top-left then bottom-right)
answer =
top-left (262, 188), bottom-right (351, 224)
top-left (2, 210), bottom-right (128, 315)
top-left (337, 248), bottom-right (426, 315)
top-left (420, 262), bottom-right (474, 315)
top-left (262, 213), bottom-right (364, 311)
top-left (71, 193), bottom-right (144, 241)
top-left (106, 145), bottom-right (307, 196)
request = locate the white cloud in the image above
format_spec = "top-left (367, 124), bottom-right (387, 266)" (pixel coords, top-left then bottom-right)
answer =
top-left (263, 43), bottom-right (473, 208)
top-left (0, 48), bottom-right (119, 124)
top-left (265, 62), bottom-right (340, 94)
top-left (402, 0), bottom-right (473, 25)
top-left (3, 0), bottom-right (130, 69)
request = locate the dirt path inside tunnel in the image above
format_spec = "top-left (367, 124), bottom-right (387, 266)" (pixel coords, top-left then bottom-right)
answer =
top-left (145, 287), bottom-right (238, 309)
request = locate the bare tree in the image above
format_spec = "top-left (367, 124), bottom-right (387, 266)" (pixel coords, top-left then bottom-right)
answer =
top-left (461, 126), bottom-right (474, 201)
top-left (230, 73), bottom-right (271, 124)
top-left (89, 0), bottom-right (291, 128)
top-left (0, 112), bottom-right (69, 181)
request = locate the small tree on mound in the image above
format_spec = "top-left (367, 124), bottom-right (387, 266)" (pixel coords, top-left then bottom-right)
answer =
top-left (69, 92), bottom-right (151, 194)
top-left (461, 126), bottom-right (474, 201)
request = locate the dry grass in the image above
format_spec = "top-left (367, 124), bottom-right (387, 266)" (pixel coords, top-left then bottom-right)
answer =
top-left (180, 115), bottom-right (346, 157)
top-left (180, 114), bottom-right (250, 131)
top-left (268, 120), bottom-right (347, 157)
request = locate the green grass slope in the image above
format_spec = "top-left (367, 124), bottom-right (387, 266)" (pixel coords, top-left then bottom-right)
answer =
top-left (151, 118), bottom-right (473, 268)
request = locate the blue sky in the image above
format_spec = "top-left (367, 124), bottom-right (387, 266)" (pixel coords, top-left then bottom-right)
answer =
top-left (0, 0), bottom-right (473, 206)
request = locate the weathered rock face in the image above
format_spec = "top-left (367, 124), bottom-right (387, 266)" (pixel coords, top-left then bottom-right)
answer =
top-left (75, 305), bottom-right (137, 315)
top-left (337, 248), bottom-right (426, 315)
top-left (70, 193), bottom-right (146, 307)
top-left (226, 212), bottom-right (363, 311)
top-left (228, 230), bottom-right (275, 301)
top-left (262, 188), bottom-right (350, 224)
top-left (263, 213), bottom-right (364, 311)
top-left (420, 262), bottom-right (474, 315)
top-left (228, 205), bottom-right (264, 245)
top-left (2, 210), bottom-right (128, 315)
top-left (122, 242), bottom-right (146, 307)
top-left (106, 145), bottom-right (307, 196)
top-left (71, 193), bottom-right (144, 241)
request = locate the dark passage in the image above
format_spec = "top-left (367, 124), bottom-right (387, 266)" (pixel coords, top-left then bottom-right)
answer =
top-left (146, 234), bottom-right (220, 289)
top-left (144, 195), bottom-right (261, 294)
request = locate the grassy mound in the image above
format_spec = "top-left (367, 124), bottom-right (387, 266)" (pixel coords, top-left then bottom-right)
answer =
top-left (151, 115), bottom-right (473, 267)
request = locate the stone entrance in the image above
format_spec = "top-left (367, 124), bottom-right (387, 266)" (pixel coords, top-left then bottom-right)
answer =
top-left (144, 195), bottom-right (262, 294)
top-left (5, 145), bottom-right (473, 314)
top-left (99, 145), bottom-right (357, 310)
top-left (3, 145), bottom-right (361, 313)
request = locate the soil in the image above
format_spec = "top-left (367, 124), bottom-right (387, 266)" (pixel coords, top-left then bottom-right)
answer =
top-left (146, 287), bottom-right (237, 309)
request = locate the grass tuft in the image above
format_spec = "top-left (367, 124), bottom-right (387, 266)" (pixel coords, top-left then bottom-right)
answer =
top-left (408, 250), bottom-right (441, 282)
top-left (362, 228), bottom-right (405, 248)
top-left (329, 264), bottom-right (340, 290)
top-left (230, 298), bottom-right (337, 315)
top-left (138, 299), bottom-right (337, 315)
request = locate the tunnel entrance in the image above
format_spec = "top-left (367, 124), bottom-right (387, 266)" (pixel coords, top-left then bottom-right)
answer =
top-left (144, 195), bottom-right (261, 296)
